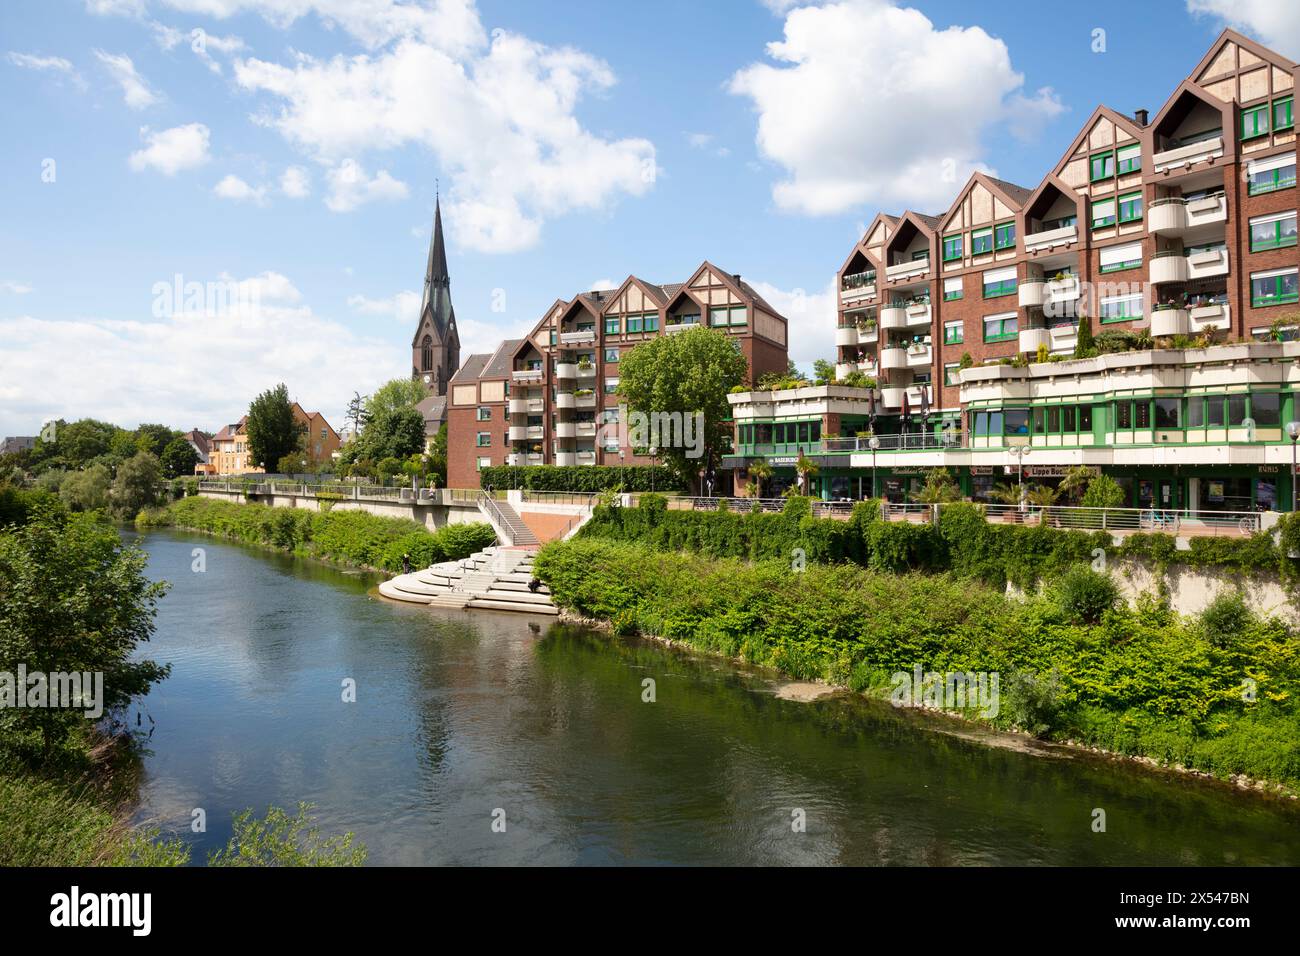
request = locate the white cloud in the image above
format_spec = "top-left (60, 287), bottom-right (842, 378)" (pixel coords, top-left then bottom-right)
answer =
top-left (730, 0), bottom-right (1063, 215)
top-left (232, 20), bottom-right (656, 251)
top-left (85, 0), bottom-right (147, 15)
top-left (588, 278), bottom-right (615, 291)
top-left (129, 123), bottom-right (211, 175)
top-left (0, 271), bottom-right (397, 438)
top-left (280, 164), bottom-right (311, 198)
top-left (347, 290), bottom-right (420, 324)
top-left (685, 131), bottom-right (730, 157)
top-left (745, 278), bottom-right (837, 370)
top-left (94, 49), bottom-right (160, 109)
top-left (1187, 0), bottom-right (1300, 59)
top-left (7, 52), bottom-right (76, 73)
top-left (1, 280), bottom-right (34, 294)
top-left (324, 159), bottom-right (408, 212)
top-left (213, 173), bottom-right (269, 204)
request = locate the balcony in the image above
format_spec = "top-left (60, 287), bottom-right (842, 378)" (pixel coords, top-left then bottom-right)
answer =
top-left (1150, 307), bottom-right (1189, 337)
top-left (885, 258), bottom-right (930, 282)
top-left (880, 304), bottom-right (909, 330)
top-left (555, 362), bottom-right (577, 379)
top-left (508, 426), bottom-right (530, 441)
top-left (555, 392), bottom-right (575, 409)
top-left (880, 347), bottom-right (909, 371)
top-left (576, 363), bottom-right (597, 378)
top-left (1024, 224), bottom-right (1078, 253)
top-left (560, 329), bottom-right (596, 345)
top-left (512, 368), bottom-right (543, 382)
top-left (834, 362), bottom-right (855, 380)
top-left (841, 270), bottom-right (876, 302)
top-left (576, 422), bottom-right (597, 438)
top-left (506, 453), bottom-right (524, 466)
top-left (507, 398), bottom-right (529, 414)
top-left (555, 452), bottom-right (577, 467)
top-left (526, 452), bottom-right (543, 465)
top-left (906, 343), bottom-right (931, 367)
top-left (1150, 252), bottom-right (1189, 284)
top-left (575, 392), bottom-right (597, 408)
top-left (1019, 281), bottom-right (1046, 307)
top-left (1187, 246), bottom-right (1228, 280)
top-left (1047, 275), bottom-right (1080, 305)
top-left (1189, 302), bottom-right (1230, 332)
top-left (880, 386), bottom-right (906, 408)
top-left (1148, 194), bottom-right (1228, 236)
top-left (555, 423), bottom-right (576, 439)
top-left (859, 325), bottom-right (879, 345)
top-left (576, 450), bottom-right (597, 465)
top-left (835, 325), bottom-right (860, 347)
top-left (904, 301), bottom-right (931, 327)
top-left (664, 321), bottom-right (698, 334)
top-left (1019, 327), bottom-right (1051, 353)
top-left (1153, 135), bottom-right (1223, 174)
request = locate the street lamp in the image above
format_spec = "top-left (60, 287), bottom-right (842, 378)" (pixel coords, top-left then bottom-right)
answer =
top-left (650, 445), bottom-right (657, 493)
top-left (1288, 422), bottom-right (1300, 513)
top-left (1008, 444), bottom-right (1031, 513)
top-left (868, 435), bottom-right (880, 499)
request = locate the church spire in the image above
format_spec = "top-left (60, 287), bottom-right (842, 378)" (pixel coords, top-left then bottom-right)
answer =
top-left (420, 196), bottom-right (451, 322)
top-left (412, 192), bottom-right (460, 396)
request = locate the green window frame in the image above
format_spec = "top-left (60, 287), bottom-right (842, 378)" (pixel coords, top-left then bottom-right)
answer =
top-left (476, 432), bottom-right (491, 447)
top-left (710, 307), bottom-right (729, 327)
top-left (944, 320), bottom-right (964, 345)
top-left (626, 315), bottom-right (643, 333)
top-left (476, 406), bottom-right (492, 421)
top-left (1275, 96), bottom-right (1294, 131)
top-left (604, 347), bottom-right (619, 363)
top-left (1116, 143), bottom-right (1141, 174)
top-left (943, 280), bottom-right (963, 302)
top-left (1247, 159), bottom-right (1296, 195)
top-left (1242, 104), bottom-right (1270, 139)
top-left (994, 221), bottom-right (1015, 250)
top-left (1251, 269), bottom-right (1300, 307)
top-left (548, 330), bottom-right (557, 345)
top-left (1089, 150), bottom-right (1114, 181)
top-left (982, 314), bottom-right (1018, 342)
top-left (1091, 198), bottom-right (1116, 229)
top-left (1117, 192), bottom-right (1143, 223)
top-left (970, 228), bottom-right (993, 255)
top-left (1250, 213), bottom-right (1298, 251)
top-left (604, 317), bottom-right (620, 335)
top-left (642, 313), bottom-right (659, 332)
top-left (983, 276), bottom-right (1017, 298)
top-left (943, 363), bottom-right (961, 387)
top-left (1100, 293), bottom-right (1143, 323)
top-left (942, 234), bottom-right (963, 261)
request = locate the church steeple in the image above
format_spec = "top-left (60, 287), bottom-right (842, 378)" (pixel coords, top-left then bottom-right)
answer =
top-left (412, 194), bottom-right (460, 395)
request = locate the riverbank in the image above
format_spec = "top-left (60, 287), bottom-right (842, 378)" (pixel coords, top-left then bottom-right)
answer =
top-left (534, 537), bottom-right (1300, 796)
top-left (137, 496), bottom-right (496, 573)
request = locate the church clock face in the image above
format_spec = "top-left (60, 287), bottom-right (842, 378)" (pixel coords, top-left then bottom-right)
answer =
top-left (423, 374), bottom-right (431, 383)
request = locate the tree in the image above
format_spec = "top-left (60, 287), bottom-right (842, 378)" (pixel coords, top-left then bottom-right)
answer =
top-left (615, 327), bottom-right (749, 485)
top-left (813, 359), bottom-right (836, 385)
top-left (345, 391), bottom-right (368, 435)
top-left (58, 464), bottom-right (112, 512)
top-left (1080, 473), bottom-right (1126, 509)
top-left (794, 452), bottom-right (819, 496)
top-left (356, 408), bottom-right (425, 463)
top-left (363, 378), bottom-right (425, 422)
top-left (159, 438), bottom-right (199, 479)
top-left (424, 424), bottom-right (447, 486)
top-left (111, 451), bottom-right (161, 519)
top-left (747, 460), bottom-right (772, 499)
top-left (134, 424), bottom-right (182, 457)
top-left (0, 507), bottom-right (170, 760)
top-left (1057, 465), bottom-right (1096, 504)
top-left (246, 384), bottom-right (304, 471)
top-left (207, 803), bottom-right (366, 867)
top-left (1074, 314), bottom-right (1096, 358)
top-left (913, 467), bottom-right (961, 503)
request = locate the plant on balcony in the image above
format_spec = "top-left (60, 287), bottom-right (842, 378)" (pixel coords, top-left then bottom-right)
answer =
top-left (959, 352), bottom-right (974, 369)
top-left (1072, 315), bottom-right (1096, 359)
top-left (910, 467), bottom-right (962, 504)
top-left (839, 371), bottom-right (876, 389)
top-left (574, 388), bottom-right (594, 396)
top-left (1035, 343), bottom-right (1049, 364)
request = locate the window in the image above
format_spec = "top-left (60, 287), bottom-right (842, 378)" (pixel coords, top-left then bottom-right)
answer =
top-left (476, 432), bottom-right (491, 447)
top-left (1275, 96), bottom-right (1294, 132)
top-left (1117, 192), bottom-right (1143, 223)
top-left (643, 313), bottom-right (660, 332)
top-left (1251, 268), bottom-right (1300, 307)
top-left (1241, 104), bottom-right (1270, 139)
top-left (604, 317), bottom-right (620, 335)
top-left (982, 266), bottom-right (1017, 298)
top-left (549, 330), bottom-right (557, 345)
top-left (1004, 409), bottom-right (1029, 436)
top-left (1091, 198), bottom-right (1116, 229)
top-left (1134, 401), bottom-right (1150, 429)
top-left (910, 249), bottom-right (930, 262)
top-left (1252, 392), bottom-right (1282, 426)
top-left (1154, 398), bottom-right (1180, 428)
top-left (943, 277), bottom-right (963, 301)
top-left (1228, 395), bottom-right (1248, 427)
top-left (944, 363), bottom-right (961, 386)
top-left (944, 319), bottom-right (964, 344)
top-left (476, 406), bottom-right (492, 421)
top-left (1187, 397), bottom-right (1204, 428)
top-left (1249, 212), bottom-right (1298, 251)
top-left (942, 234), bottom-right (963, 261)
top-left (1247, 153), bottom-right (1296, 195)
top-left (1116, 143), bottom-right (1141, 174)
top-left (710, 306), bottom-right (747, 326)
top-left (477, 457), bottom-right (491, 470)
top-left (983, 313), bottom-right (1018, 342)
top-left (1100, 292), bottom-right (1144, 323)
top-left (1090, 151), bottom-right (1114, 181)
top-left (604, 378), bottom-right (619, 394)
top-left (710, 307), bottom-right (729, 327)
top-left (994, 221), bottom-right (1015, 250)
top-left (970, 228), bottom-right (993, 255)
top-left (1115, 401), bottom-right (1131, 429)
top-left (626, 314), bottom-right (643, 333)
top-left (1046, 406), bottom-right (1060, 432)
top-left (604, 347), bottom-right (619, 363)
top-left (1206, 396), bottom-right (1225, 427)
top-left (1099, 241), bottom-right (1143, 273)
top-left (1062, 406), bottom-right (1076, 432)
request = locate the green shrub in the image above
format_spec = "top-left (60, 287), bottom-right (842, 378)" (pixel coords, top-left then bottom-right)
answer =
top-left (477, 464), bottom-right (680, 493)
top-left (1053, 564), bottom-right (1119, 624)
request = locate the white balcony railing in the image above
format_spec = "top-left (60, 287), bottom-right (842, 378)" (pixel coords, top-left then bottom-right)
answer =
top-left (555, 392), bottom-right (575, 409)
top-left (1149, 193), bottom-right (1228, 235)
top-left (880, 304), bottom-right (909, 330)
top-left (512, 368), bottom-right (543, 381)
top-left (885, 258), bottom-right (930, 282)
top-left (880, 347), bottom-right (909, 371)
top-left (1150, 308), bottom-right (1190, 337)
top-left (1019, 281), bottom-right (1046, 307)
top-left (1189, 302), bottom-right (1229, 331)
top-left (1024, 224), bottom-right (1078, 253)
top-left (1187, 246), bottom-right (1228, 280)
top-left (555, 362), bottom-right (577, 379)
top-left (1153, 135), bottom-right (1224, 174)
top-left (835, 326), bottom-right (859, 347)
top-left (906, 343), bottom-right (931, 367)
top-left (1150, 253), bottom-right (1189, 284)
top-left (560, 329), bottom-right (596, 344)
top-left (1019, 327), bottom-right (1051, 353)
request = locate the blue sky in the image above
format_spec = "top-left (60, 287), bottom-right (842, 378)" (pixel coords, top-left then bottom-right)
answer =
top-left (0, 0), bottom-right (1294, 437)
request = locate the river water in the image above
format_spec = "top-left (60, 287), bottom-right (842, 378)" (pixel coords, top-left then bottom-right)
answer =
top-left (129, 528), bottom-right (1300, 865)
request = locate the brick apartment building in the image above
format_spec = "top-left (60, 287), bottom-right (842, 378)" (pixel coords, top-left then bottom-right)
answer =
top-left (447, 262), bottom-right (790, 488)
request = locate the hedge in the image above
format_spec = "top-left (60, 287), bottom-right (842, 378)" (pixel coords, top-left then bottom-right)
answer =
top-left (534, 538), bottom-right (1300, 788)
top-left (138, 496), bottom-right (496, 572)
top-left (476, 464), bottom-right (681, 493)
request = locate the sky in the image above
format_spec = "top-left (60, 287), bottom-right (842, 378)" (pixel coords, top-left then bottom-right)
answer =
top-left (1, 0), bottom-right (1297, 438)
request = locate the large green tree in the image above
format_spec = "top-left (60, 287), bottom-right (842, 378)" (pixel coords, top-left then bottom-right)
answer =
top-left (0, 507), bottom-right (170, 760)
top-left (245, 384), bottom-right (305, 470)
top-left (364, 378), bottom-right (426, 422)
top-left (111, 451), bottom-right (161, 519)
top-left (159, 437), bottom-right (200, 479)
top-left (58, 464), bottom-right (112, 512)
top-left (615, 326), bottom-right (749, 483)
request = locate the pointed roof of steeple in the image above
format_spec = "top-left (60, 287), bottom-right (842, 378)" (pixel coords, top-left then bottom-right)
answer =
top-left (414, 196), bottom-right (457, 346)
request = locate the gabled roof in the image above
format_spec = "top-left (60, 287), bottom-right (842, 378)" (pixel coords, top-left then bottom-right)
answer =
top-left (599, 274), bottom-right (671, 313)
top-left (1044, 105), bottom-right (1145, 180)
top-left (1148, 77), bottom-right (1236, 140)
top-left (937, 171), bottom-right (1035, 233)
top-left (482, 338), bottom-right (523, 378)
top-left (1019, 171), bottom-right (1083, 218)
top-left (1189, 27), bottom-right (1296, 86)
top-left (449, 353), bottom-right (490, 385)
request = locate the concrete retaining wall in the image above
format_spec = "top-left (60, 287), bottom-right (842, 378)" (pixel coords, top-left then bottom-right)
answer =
top-left (197, 488), bottom-right (484, 532)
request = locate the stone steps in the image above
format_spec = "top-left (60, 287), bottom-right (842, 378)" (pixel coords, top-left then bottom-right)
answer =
top-left (378, 545), bottom-right (554, 615)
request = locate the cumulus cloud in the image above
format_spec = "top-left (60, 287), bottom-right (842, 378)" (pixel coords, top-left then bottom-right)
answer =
top-left (745, 278), bottom-right (837, 371)
top-left (347, 290), bottom-right (420, 324)
top-left (1186, 0), bottom-right (1300, 59)
top-left (94, 49), bottom-right (159, 109)
top-left (1, 280), bottom-right (34, 294)
top-left (128, 122), bottom-right (211, 174)
top-left (0, 270), bottom-right (398, 437)
top-left (7, 52), bottom-right (87, 90)
top-left (324, 159), bottom-right (408, 212)
top-left (280, 164), bottom-right (311, 198)
top-left (730, 0), bottom-right (1064, 215)
top-left (213, 173), bottom-right (269, 204)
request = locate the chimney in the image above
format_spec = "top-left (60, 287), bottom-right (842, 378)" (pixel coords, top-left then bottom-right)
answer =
top-left (733, 274), bottom-right (742, 283)
top-left (1134, 108), bottom-right (1149, 127)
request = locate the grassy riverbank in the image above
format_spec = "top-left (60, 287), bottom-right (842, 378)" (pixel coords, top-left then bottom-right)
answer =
top-left (534, 536), bottom-right (1300, 792)
top-left (138, 496), bottom-right (496, 572)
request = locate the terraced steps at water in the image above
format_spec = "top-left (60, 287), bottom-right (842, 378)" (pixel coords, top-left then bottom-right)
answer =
top-left (377, 545), bottom-right (556, 615)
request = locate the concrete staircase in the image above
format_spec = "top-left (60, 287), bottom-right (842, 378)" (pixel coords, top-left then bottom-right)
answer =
top-left (482, 499), bottom-right (539, 546)
top-left (378, 546), bottom-right (556, 615)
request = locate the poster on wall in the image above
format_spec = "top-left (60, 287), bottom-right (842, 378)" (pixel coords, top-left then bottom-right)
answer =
top-left (1208, 480), bottom-right (1225, 502)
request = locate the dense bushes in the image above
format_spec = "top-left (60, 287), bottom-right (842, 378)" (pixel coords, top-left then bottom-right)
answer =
top-left (477, 464), bottom-right (681, 493)
top-left (139, 496), bottom-right (495, 571)
top-left (534, 538), bottom-right (1300, 787)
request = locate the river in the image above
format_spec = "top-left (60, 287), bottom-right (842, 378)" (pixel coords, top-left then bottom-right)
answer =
top-left (128, 528), bottom-right (1300, 865)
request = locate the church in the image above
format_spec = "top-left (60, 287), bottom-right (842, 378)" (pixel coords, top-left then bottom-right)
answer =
top-left (411, 197), bottom-right (461, 442)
